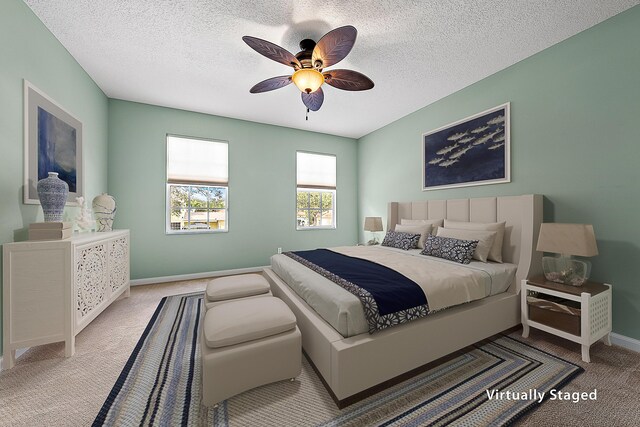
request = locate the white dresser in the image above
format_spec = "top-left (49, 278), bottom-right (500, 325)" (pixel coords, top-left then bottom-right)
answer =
top-left (2, 230), bottom-right (130, 369)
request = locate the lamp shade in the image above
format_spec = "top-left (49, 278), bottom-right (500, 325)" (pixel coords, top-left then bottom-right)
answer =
top-left (536, 223), bottom-right (598, 257)
top-left (364, 217), bottom-right (383, 232)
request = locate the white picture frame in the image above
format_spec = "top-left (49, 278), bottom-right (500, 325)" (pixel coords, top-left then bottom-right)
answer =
top-left (24, 80), bottom-right (83, 205)
top-left (422, 103), bottom-right (510, 191)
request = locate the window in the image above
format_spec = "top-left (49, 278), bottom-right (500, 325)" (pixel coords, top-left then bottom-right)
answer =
top-left (296, 151), bottom-right (336, 229)
top-left (166, 135), bottom-right (228, 233)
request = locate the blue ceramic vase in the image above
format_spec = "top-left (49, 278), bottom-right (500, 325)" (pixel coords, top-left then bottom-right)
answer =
top-left (37, 172), bottom-right (69, 222)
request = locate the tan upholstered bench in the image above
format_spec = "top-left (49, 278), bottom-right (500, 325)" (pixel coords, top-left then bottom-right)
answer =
top-left (205, 273), bottom-right (271, 310)
top-left (201, 296), bottom-right (302, 407)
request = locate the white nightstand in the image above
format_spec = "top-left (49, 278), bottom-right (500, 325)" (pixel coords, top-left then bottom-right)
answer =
top-left (521, 275), bottom-right (612, 363)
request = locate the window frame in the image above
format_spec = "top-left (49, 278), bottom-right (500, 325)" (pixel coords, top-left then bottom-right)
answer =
top-left (165, 134), bottom-right (229, 235)
top-left (296, 188), bottom-right (336, 230)
top-left (296, 150), bottom-right (337, 231)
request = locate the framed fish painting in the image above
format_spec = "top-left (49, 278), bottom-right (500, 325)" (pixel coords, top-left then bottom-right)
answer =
top-left (422, 103), bottom-right (510, 191)
top-left (24, 80), bottom-right (83, 204)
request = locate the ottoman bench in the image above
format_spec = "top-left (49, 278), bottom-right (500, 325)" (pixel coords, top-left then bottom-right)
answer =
top-left (205, 273), bottom-right (271, 310)
top-left (201, 296), bottom-right (302, 406)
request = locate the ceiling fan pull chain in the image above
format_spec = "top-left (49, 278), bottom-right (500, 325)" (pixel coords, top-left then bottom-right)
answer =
top-left (306, 108), bottom-right (309, 121)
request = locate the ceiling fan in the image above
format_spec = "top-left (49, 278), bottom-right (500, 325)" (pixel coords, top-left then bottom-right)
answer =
top-left (242, 25), bottom-right (374, 118)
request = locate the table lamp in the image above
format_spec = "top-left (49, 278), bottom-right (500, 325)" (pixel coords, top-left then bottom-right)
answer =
top-left (364, 217), bottom-right (383, 245)
top-left (536, 223), bottom-right (598, 286)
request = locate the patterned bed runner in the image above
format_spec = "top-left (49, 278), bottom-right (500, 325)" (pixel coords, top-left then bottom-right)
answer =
top-left (285, 249), bottom-right (429, 333)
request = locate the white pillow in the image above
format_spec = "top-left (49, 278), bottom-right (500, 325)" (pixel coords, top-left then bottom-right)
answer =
top-left (444, 220), bottom-right (506, 263)
top-left (401, 218), bottom-right (444, 235)
top-left (436, 228), bottom-right (497, 263)
top-left (395, 224), bottom-right (432, 249)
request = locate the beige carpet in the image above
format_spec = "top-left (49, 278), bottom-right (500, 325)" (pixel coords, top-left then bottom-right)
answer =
top-left (0, 279), bottom-right (638, 426)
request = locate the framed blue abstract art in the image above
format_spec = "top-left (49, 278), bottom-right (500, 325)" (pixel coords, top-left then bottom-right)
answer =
top-left (24, 80), bottom-right (83, 204)
top-left (422, 103), bottom-right (510, 191)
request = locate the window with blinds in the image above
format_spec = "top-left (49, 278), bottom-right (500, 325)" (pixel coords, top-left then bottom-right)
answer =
top-left (166, 135), bottom-right (228, 233)
top-left (296, 151), bottom-right (336, 229)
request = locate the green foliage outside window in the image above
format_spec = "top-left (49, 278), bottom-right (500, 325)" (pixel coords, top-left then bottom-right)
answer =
top-left (297, 190), bottom-right (335, 228)
top-left (169, 185), bottom-right (227, 231)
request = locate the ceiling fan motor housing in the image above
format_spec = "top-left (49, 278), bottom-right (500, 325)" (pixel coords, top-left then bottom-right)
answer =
top-left (296, 39), bottom-right (317, 69)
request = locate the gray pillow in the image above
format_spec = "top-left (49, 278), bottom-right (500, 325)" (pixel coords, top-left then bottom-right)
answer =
top-left (394, 223), bottom-right (432, 249)
top-left (444, 220), bottom-right (506, 263)
top-left (436, 228), bottom-right (497, 263)
top-left (401, 218), bottom-right (444, 235)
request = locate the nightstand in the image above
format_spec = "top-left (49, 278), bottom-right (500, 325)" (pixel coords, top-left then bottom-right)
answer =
top-left (521, 275), bottom-right (612, 363)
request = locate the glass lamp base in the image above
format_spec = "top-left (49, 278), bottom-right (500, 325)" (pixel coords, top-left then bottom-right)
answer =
top-left (542, 256), bottom-right (590, 286)
top-left (367, 232), bottom-right (380, 246)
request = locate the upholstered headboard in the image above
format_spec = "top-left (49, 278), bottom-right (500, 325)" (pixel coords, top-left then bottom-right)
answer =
top-left (387, 194), bottom-right (543, 290)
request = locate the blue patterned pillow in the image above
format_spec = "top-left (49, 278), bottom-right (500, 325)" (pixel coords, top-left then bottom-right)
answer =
top-left (381, 231), bottom-right (421, 250)
top-left (420, 235), bottom-right (479, 264)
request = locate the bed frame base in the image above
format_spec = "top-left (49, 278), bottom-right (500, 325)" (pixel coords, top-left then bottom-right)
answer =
top-left (265, 267), bottom-right (521, 403)
top-left (304, 346), bottom-right (466, 409)
top-left (305, 324), bottom-right (522, 409)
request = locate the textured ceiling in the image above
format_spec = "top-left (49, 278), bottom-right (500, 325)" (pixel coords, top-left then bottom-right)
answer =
top-left (24, 1), bottom-right (639, 138)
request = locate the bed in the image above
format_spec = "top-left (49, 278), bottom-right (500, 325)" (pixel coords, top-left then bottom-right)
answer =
top-left (264, 194), bottom-right (543, 406)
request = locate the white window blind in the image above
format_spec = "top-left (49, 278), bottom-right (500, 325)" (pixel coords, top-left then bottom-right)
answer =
top-left (296, 152), bottom-right (336, 189)
top-left (167, 136), bottom-right (228, 185)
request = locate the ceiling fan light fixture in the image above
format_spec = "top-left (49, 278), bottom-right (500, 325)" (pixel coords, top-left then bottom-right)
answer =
top-left (244, 26), bottom-right (372, 114)
top-left (292, 69), bottom-right (325, 93)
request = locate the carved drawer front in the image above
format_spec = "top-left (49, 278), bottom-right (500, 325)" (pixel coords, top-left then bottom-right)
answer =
top-left (76, 243), bottom-right (108, 320)
top-left (109, 237), bottom-right (129, 293)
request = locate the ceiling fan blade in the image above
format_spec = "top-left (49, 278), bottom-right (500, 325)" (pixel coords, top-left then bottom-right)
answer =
top-left (249, 75), bottom-right (292, 93)
top-left (242, 36), bottom-right (301, 69)
top-left (323, 69), bottom-right (374, 91)
top-left (312, 26), bottom-right (357, 69)
top-left (301, 87), bottom-right (324, 111)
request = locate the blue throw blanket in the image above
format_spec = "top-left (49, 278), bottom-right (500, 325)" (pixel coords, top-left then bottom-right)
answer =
top-left (285, 249), bottom-right (430, 333)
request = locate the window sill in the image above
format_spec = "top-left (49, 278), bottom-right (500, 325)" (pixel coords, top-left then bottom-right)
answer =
top-left (166, 229), bottom-right (229, 235)
top-left (296, 226), bottom-right (336, 231)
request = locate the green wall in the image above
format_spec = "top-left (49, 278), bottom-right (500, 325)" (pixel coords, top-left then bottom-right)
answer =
top-left (0, 0), bottom-right (109, 354)
top-left (358, 7), bottom-right (640, 340)
top-left (108, 100), bottom-right (358, 280)
top-left (2, 0), bottom-right (639, 360)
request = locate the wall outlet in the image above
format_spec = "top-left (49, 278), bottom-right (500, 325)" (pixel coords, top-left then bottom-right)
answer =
top-left (277, 247), bottom-right (282, 254)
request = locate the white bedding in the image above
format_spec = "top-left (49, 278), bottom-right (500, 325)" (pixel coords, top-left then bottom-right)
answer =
top-left (271, 245), bottom-right (516, 338)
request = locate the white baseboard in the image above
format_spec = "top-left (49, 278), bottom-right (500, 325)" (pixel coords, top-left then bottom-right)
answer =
top-left (130, 265), bottom-right (269, 286)
top-left (610, 332), bottom-right (640, 353)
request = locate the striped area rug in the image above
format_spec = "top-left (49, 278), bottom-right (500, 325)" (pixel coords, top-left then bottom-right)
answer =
top-left (93, 293), bottom-right (583, 426)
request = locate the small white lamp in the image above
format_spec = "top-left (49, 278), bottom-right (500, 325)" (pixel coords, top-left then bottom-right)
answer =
top-left (364, 217), bottom-right (383, 245)
top-left (536, 223), bottom-right (598, 286)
